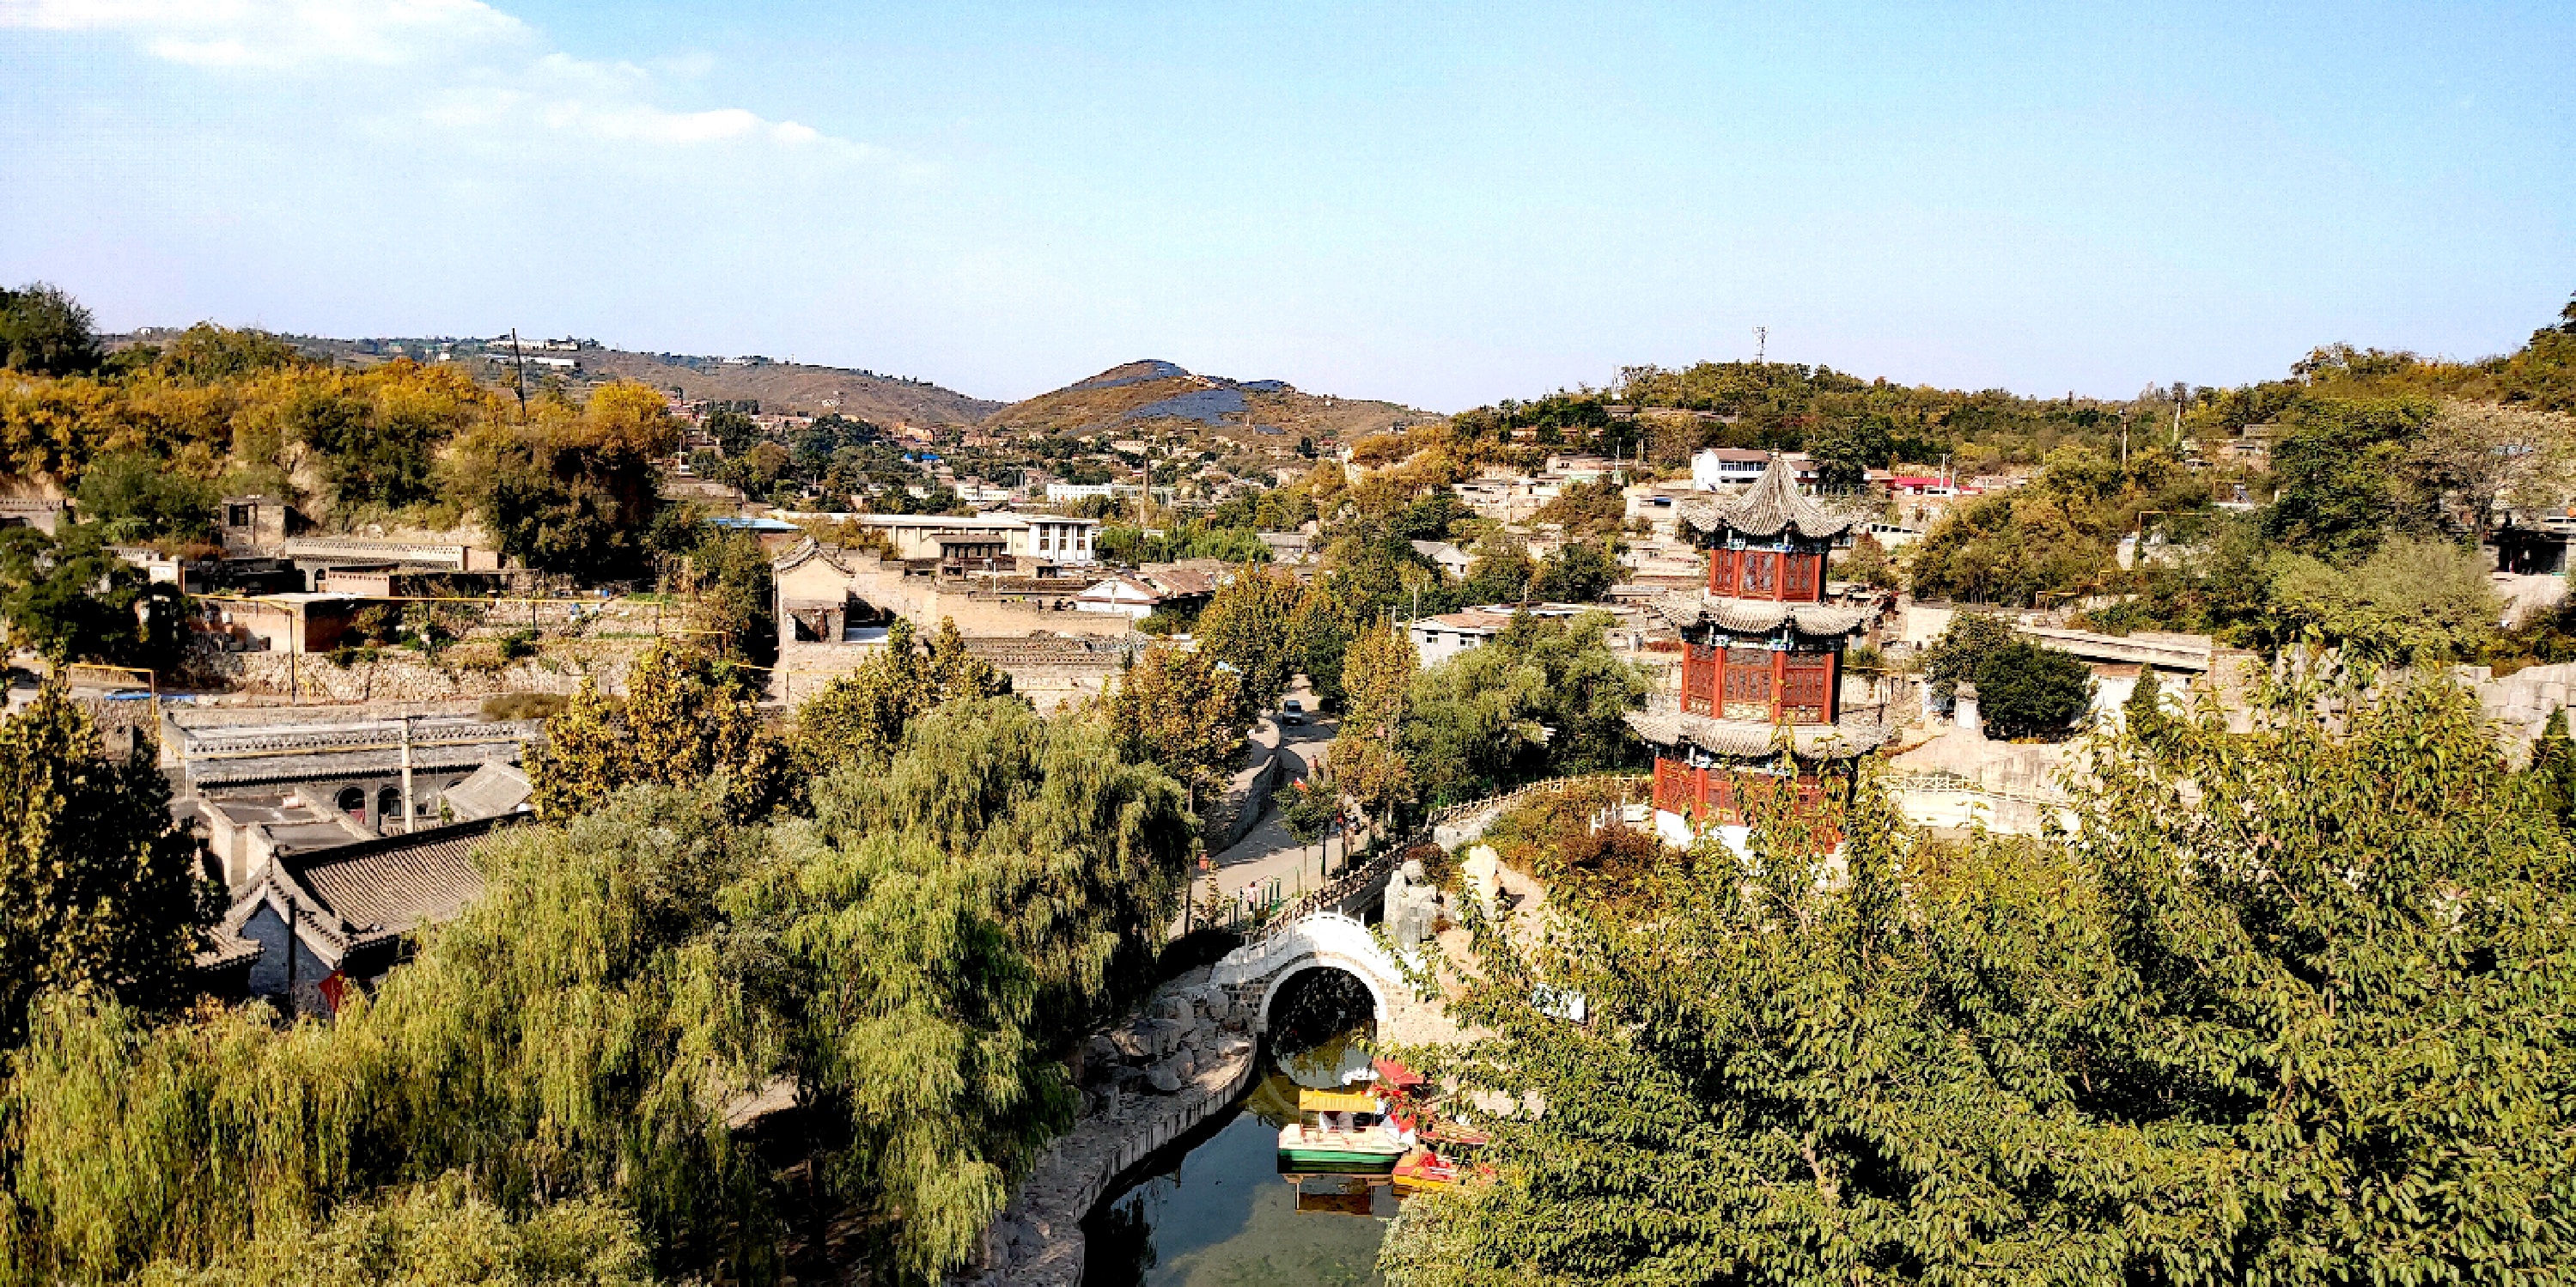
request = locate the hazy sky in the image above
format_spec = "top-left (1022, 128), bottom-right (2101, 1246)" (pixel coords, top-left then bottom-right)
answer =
top-left (3, 1), bottom-right (2570, 411)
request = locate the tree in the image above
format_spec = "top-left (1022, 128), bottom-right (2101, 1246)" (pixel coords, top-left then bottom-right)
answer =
top-left (1969, 637), bottom-right (2094, 740)
top-left (1329, 618), bottom-right (1416, 821)
top-left (1830, 530), bottom-right (1902, 591)
top-left (1386, 675), bottom-right (2576, 1285)
top-left (0, 283), bottom-right (101, 376)
top-left (1402, 611), bottom-right (1647, 805)
top-left (2262, 536), bottom-right (2501, 666)
top-left (790, 617), bottom-right (1008, 774)
top-left (766, 698), bottom-right (1195, 1278)
top-left (70, 452), bottom-right (220, 547)
top-left (1105, 646), bottom-right (1247, 808)
top-left (2408, 399), bottom-right (2576, 535)
top-left (1, 786), bottom-right (783, 1284)
top-left (0, 524), bottom-right (185, 668)
top-left (2264, 393), bottom-right (2442, 562)
top-left (0, 683), bottom-right (211, 1048)
top-left (1922, 609), bottom-right (2015, 704)
top-left (529, 642), bottom-right (785, 819)
top-left (1528, 541), bottom-right (1617, 604)
top-left (1195, 564), bottom-right (1302, 712)
top-left (458, 383), bottom-right (679, 581)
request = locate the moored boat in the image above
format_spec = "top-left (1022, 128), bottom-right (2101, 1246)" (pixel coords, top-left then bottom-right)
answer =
top-left (1277, 1086), bottom-right (1408, 1173)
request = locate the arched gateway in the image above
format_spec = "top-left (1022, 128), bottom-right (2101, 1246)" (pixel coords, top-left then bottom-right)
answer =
top-left (1207, 912), bottom-right (1412, 1035)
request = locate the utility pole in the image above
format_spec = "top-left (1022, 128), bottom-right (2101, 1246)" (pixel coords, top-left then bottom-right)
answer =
top-left (397, 712), bottom-right (417, 834)
top-left (1754, 326), bottom-right (1769, 365)
top-left (509, 328), bottom-right (530, 420)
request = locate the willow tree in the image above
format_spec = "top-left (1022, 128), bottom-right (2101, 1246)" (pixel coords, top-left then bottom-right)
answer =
top-left (0, 788), bottom-right (783, 1285)
top-left (1385, 672), bottom-right (2576, 1285)
top-left (761, 698), bottom-right (1195, 1282)
top-left (0, 683), bottom-right (211, 1048)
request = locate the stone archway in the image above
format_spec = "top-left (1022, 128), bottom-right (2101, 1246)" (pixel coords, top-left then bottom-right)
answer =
top-left (1209, 911), bottom-right (1410, 1037)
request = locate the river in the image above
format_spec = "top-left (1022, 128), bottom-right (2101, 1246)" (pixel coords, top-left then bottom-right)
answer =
top-left (1082, 1033), bottom-right (1393, 1287)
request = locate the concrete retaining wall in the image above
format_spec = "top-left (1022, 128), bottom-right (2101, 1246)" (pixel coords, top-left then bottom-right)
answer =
top-left (200, 642), bottom-right (649, 704)
top-left (963, 968), bottom-right (1260, 1287)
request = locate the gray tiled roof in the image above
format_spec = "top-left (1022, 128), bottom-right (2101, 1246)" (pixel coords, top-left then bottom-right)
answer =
top-left (1650, 590), bottom-right (1873, 637)
top-left (1675, 455), bottom-right (1862, 540)
top-left (1624, 709), bottom-right (1891, 759)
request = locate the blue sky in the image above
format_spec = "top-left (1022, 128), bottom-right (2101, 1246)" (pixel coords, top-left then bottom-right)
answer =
top-left (3, 1), bottom-right (2570, 411)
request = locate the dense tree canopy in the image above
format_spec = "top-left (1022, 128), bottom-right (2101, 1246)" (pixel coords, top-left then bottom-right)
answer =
top-left (1386, 674), bottom-right (2576, 1285)
top-left (530, 642), bottom-right (787, 820)
top-left (0, 685), bottom-right (211, 1050)
top-left (1402, 611), bottom-right (1647, 806)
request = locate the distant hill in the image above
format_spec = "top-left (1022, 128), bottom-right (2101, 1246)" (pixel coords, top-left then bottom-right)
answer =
top-left (984, 358), bottom-right (1437, 444)
top-left (252, 334), bottom-right (1002, 429)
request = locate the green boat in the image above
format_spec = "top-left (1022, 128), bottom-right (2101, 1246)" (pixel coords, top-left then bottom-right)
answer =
top-left (1277, 1124), bottom-right (1406, 1173)
top-left (1277, 1087), bottom-right (1406, 1174)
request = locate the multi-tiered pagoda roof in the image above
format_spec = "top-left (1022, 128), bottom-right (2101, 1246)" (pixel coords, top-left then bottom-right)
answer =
top-left (1628, 456), bottom-right (1888, 782)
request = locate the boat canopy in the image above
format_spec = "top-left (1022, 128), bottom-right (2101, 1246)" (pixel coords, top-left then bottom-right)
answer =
top-left (1298, 1088), bottom-right (1380, 1114)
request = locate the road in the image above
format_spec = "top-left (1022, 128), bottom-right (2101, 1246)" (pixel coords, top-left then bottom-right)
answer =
top-left (1198, 682), bottom-right (1382, 916)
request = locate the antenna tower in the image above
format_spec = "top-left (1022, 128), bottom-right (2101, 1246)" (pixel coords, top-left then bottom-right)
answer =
top-left (1754, 326), bottom-right (1768, 364)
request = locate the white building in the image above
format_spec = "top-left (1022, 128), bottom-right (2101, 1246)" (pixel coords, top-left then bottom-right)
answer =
top-left (1690, 448), bottom-right (1771, 491)
top-left (781, 512), bottom-right (1099, 567)
top-left (1073, 575), bottom-right (1165, 619)
top-left (1407, 602), bottom-right (1604, 667)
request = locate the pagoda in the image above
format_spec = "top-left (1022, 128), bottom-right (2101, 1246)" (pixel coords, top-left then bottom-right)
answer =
top-left (1628, 455), bottom-right (1885, 848)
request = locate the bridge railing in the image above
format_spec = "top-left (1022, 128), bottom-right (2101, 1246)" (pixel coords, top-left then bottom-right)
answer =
top-left (1223, 773), bottom-right (1651, 948)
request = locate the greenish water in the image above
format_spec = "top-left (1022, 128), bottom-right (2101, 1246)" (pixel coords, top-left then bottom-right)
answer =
top-left (1084, 1038), bottom-right (1392, 1287)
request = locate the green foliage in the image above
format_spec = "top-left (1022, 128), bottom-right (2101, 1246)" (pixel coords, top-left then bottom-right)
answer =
top-left (70, 452), bottom-right (218, 547)
top-left (2261, 536), bottom-right (2500, 665)
top-left (1528, 542), bottom-right (1617, 604)
top-left (1329, 619), bottom-right (1416, 819)
top-left (2263, 393), bottom-right (2443, 561)
top-left (529, 643), bottom-right (786, 820)
top-left (1921, 610), bottom-right (2014, 704)
top-left (125, 1182), bottom-right (649, 1286)
top-left (1094, 521), bottom-right (1270, 565)
top-left (1401, 612), bottom-right (1647, 806)
top-left (0, 787), bottom-right (781, 1284)
top-left (1105, 646), bottom-right (1248, 804)
top-left (0, 524), bottom-right (185, 668)
top-left (1388, 675), bottom-right (2576, 1285)
top-left (149, 324), bottom-right (308, 382)
top-left (1968, 637), bottom-right (2093, 741)
top-left (131, 1177), bottom-right (654, 1286)
top-left (0, 684), bottom-right (211, 1049)
top-left (1529, 479), bottom-right (1624, 541)
top-left (1909, 447), bottom-right (2195, 605)
top-left (0, 284), bottom-right (101, 377)
top-left (1830, 530), bottom-right (1902, 591)
top-left (789, 618), bottom-right (1010, 776)
top-left (457, 384), bottom-right (678, 580)
top-left (1194, 564), bottom-right (1303, 711)
top-left (759, 699), bottom-right (1195, 1278)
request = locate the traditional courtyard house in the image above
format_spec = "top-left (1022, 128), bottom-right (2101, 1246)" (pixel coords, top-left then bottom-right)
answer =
top-left (198, 815), bottom-right (526, 1015)
top-left (1629, 456), bottom-right (1888, 851)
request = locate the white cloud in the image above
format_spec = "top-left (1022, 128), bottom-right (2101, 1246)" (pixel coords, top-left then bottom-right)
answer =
top-left (2, 0), bottom-right (876, 160)
top-left (4, 0), bottom-right (526, 67)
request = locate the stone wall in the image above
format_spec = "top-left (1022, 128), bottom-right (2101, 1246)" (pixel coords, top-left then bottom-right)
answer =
top-left (1201, 720), bottom-right (1287, 851)
top-left (963, 967), bottom-right (1259, 1287)
top-left (200, 640), bottom-right (651, 704)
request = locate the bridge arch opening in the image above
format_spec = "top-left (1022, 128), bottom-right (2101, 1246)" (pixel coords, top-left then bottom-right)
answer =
top-left (1261, 963), bottom-right (1383, 1053)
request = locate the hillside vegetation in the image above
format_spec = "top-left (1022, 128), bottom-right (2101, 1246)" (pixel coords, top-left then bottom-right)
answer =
top-left (982, 357), bottom-right (1432, 443)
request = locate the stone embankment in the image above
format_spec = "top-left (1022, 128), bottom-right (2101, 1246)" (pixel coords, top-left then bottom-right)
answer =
top-left (957, 967), bottom-right (1258, 1287)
